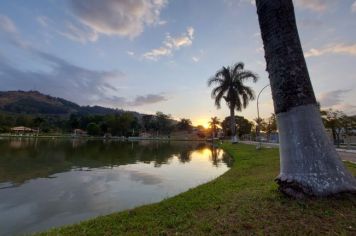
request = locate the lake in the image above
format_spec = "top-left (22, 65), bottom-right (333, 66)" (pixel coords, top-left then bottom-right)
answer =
top-left (0, 138), bottom-right (232, 235)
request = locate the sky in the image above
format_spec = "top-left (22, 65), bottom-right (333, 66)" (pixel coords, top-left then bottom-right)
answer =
top-left (0, 0), bottom-right (355, 127)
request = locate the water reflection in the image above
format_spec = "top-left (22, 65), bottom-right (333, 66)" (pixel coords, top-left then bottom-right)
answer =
top-left (0, 139), bottom-right (233, 186)
top-left (0, 138), bottom-right (232, 235)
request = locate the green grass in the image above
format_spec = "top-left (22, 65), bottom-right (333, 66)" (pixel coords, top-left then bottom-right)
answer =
top-left (38, 143), bottom-right (356, 235)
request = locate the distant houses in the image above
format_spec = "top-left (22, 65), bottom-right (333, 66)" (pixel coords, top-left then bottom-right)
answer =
top-left (10, 126), bottom-right (38, 135)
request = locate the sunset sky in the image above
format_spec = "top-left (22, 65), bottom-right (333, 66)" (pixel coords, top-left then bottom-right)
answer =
top-left (0, 0), bottom-right (355, 127)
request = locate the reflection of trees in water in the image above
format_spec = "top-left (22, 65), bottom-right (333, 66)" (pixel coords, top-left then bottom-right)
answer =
top-left (207, 144), bottom-right (234, 168)
top-left (177, 149), bottom-right (192, 163)
top-left (209, 145), bottom-right (221, 167)
top-left (0, 140), bottom-right (232, 185)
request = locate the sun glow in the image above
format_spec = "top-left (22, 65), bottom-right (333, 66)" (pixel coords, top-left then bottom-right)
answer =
top-left (192, 117), bottom-right (210, 129)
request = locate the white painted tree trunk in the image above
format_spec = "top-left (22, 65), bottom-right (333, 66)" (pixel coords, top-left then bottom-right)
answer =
top-left (256, 0), bottom-right (356, 197)
top-left (230, 107), bottom-right (238, 143)
top-left (277, 104), bottom-right (356, 197)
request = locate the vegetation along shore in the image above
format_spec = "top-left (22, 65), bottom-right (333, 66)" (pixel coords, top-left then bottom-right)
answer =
top-left (38, 143), bottom-right (356, 235)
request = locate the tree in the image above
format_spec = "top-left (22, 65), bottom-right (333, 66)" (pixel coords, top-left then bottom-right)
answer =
top-left (319, 107), bottom-right (356, 156)
top-left (208, 62), bottom-right (258, 143)
top-left (320, 109), bottom-right (350, 147)
top-left (155, 112), bottom-right (173, 135)
top-left (86, 122), bottom-right (100, 136)
top-left (254, 117), bottom-right (266, 138)
top-left (33, 117), bottom-right (45, 128)
top-left (208, 117), bottom-right (220, 139)
top-left (265, 113), bottom-right (277, 142)
top-left (177, 118), bottom-right (192, 132)
top-left (255, 0), bottom-right (356, 197)
top-left (117, 112), bottom-right (135, 136)
top-left (341, 115), bottom-right (356, 149)
top-left (221, 116), bottom-right (252, 138)
top-left (69, 114), bottom-right (79, 130)
top-left (141, 114), bottom-right (156, 132)
top-left (196, 125), bottom-right (207, 138)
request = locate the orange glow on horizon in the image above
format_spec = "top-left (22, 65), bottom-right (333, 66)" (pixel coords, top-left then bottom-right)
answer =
top-left (192, 117), bottom-right (210, 129)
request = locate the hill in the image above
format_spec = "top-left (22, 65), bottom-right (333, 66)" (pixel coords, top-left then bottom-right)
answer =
top-left (0, 91), bottom-right (125, 116)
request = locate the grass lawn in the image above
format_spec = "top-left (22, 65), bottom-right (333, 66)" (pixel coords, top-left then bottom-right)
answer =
top-left (38, 143), bottom-right (356, 235)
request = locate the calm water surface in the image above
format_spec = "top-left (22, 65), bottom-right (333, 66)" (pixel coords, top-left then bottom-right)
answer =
top-left (0, 138), bottom-right (232, 235)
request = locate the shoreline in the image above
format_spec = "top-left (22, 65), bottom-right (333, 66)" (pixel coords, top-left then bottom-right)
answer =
top-left (36, 143), bottom-right (356, 235)
top-left (0, 133), bottom-right (208, 142)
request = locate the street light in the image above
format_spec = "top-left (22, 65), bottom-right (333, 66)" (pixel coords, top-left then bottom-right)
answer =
top-left (256, 84), bottom-right (270, 149)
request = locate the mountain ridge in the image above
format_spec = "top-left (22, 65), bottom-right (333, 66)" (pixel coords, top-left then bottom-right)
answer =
top-left (0, 90), bottom-right (130, 116)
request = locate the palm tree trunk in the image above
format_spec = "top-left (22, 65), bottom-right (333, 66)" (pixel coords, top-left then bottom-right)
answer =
top-left (256, 0), bottom-right (356, 197)
top-left (230, 107), bottom-right (237, 143)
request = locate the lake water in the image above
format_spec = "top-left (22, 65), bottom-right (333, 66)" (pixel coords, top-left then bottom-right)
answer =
top-left (0, 138), bottom-right (232, 235)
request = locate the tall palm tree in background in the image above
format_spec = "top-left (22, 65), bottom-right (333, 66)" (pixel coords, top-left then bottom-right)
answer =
top-left (209, 116), bottom-right (220, 139)
top-left (255, 0), bottom-right (356, 197)
top-left (208, 62), bottom-right (258, 143)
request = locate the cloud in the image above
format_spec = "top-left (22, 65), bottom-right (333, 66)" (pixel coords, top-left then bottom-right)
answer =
top-left (304, 43), bottom-right (356, 57)
top-left (0, 17), bottom-right (124, 105)
top-left (129, 94), bottom-right (167, 106)
top-left (317, 89), bottom-right (356, 115)
top-left (68, 0), bottom-right (167, 39)
top-left (157, 20), bottom-right (167, 25)
top-left (294, 0), bottom-right (332, 12)
top-left (298, 18), bottom-right (323, 28)
top-left (0, 15), bottom-right (29, 49)
top-left (317, 89), bottom-right (352, 107)
top-left (127, 51), bottom-right (135, 56)
top-left (0, 15), bottom-right (168, 108)
top-left (0, 50), bottom-right (126, 106)
top-left (36, 16), bottom-right (49, 27)
top-left (352, 1), bottom-right (356, 13)
top-left (332, 104), bottom-right (356, 114)
top-left (0, 15), bottom-right (17, 33)
top-left (223, 0), bottom-right (255, 7)
top-left (129, 170), bottom-right (163, 185)
top-left (192, 56), bottom-right (199, 62)
top-left (143, 27), bottom-right (194, 60)
top-left (143, 46), bottom-right (171, 60)
top-left (59, 22), bottom-right (98, 43)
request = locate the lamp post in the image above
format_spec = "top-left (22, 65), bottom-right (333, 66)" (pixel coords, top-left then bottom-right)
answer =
top-left (256, 84), bottom-right (270, 149)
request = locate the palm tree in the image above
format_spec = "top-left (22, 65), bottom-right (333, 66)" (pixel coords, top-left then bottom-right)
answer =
top-left (208, 116), bottom-right (220, 139)
top-left (208, 62), bottom-right (258, 143)
top-left (255, 0), bottom-right (356, 197)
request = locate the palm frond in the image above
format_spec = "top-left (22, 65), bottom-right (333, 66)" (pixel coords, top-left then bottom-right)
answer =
top-left (238, 70), bottom-right (259, 82)
top-left (214, 90), bottom-right (225, 109)
top-left (232, 62), bottom-right (244, 75)
top-left (243, 85), bottom-right (255, 100)
top-left (242, 92), bottom-right (249, 108)
top-left (207, 77), bottom-right (224, 87)
top-left (207, 62), bottom-right (258, 113)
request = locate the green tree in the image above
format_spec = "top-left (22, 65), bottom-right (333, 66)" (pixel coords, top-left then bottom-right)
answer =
top-left (266, 114), bottom-right (277, 142)
top-left (221, 116), bottom-right (252, 138)
top-left (156, 112), bottom-right (173, 135)
top-left (69, 114), bottom-right (80, 130)
top-left (255, 0), bottom-right (356, 196)
top-left (321, 109), bottom-right (343, 146)
top-left (208, 62), bottom-right (258, 143)
top-left (33, 116), bottom-right (45, 128)
top-left (118, 112), bottom-right (134, 136)
top-left (177, 118), bottom-right (192, 131)
top-left (86, 122), bottom-right (100, 136)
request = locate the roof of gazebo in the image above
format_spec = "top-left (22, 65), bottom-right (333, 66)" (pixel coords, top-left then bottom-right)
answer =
top-left (11, 126), bottom-right (35, 132)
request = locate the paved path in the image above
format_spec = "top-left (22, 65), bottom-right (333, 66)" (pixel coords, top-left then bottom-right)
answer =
top-left (240, 141), bottom-right (356, 164)
top-left (337, 151), bottom-right (356, 164)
